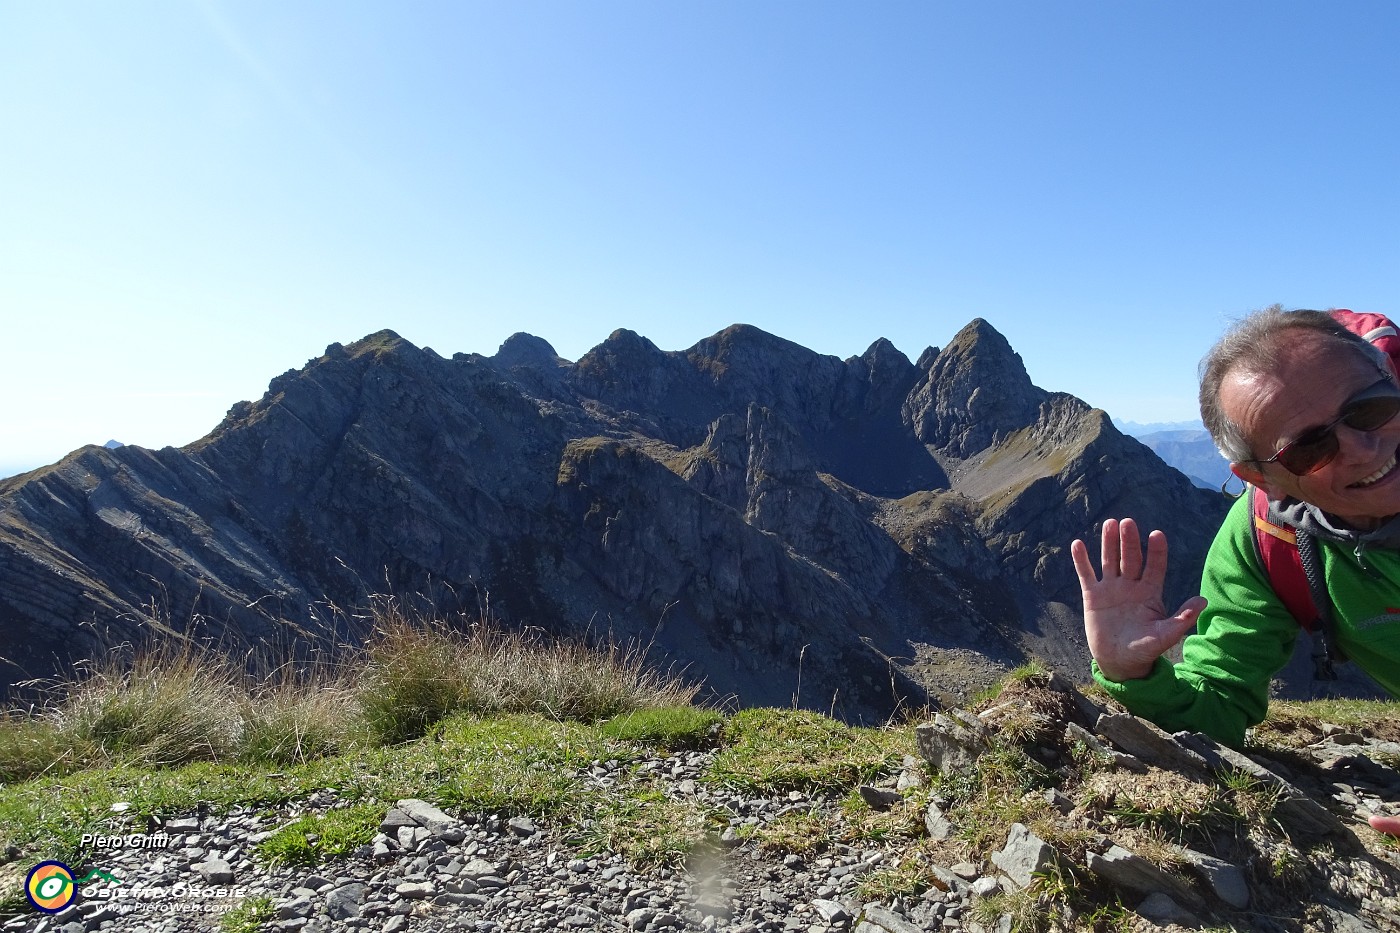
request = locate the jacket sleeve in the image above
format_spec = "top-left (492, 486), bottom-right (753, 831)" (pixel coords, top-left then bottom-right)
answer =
top-left (1092, 494), bottom-right (1299, 747)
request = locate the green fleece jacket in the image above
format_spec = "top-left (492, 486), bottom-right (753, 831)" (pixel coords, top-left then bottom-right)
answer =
top-left (1094, 492), bottom-right (1400, 747)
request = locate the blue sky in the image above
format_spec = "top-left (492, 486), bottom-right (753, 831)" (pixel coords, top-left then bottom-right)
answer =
top-left (3, 2), bottom-right (1398, 478)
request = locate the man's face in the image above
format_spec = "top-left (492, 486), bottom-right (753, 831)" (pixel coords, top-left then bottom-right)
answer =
top-left (1225, 332), bottom-right (1400, 528)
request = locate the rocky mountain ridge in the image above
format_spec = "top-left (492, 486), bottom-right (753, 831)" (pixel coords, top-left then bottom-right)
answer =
top-left (0, 320), bottom-right (1227, 720)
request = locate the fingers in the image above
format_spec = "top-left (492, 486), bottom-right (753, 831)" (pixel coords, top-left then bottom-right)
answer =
top-left (1142, 528), bottom-right (1170, 585)
top-left (1119, 518), bottom-right (1144, 580)
top-left (1100, 519), bottom-right (1120, 578)
top-left (1070, 538), bottom-right (1099, 590)
top-left (1168, 596), bottom-right (1208, 639)
top-left (1076, 518), bottom-right (1168, 585)
top-left (1369, 813), bottom-right (1400, 836)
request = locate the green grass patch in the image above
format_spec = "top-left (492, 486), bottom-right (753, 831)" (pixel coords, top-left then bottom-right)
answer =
top-left (0, 603), bottom-right (701, 781)
top-left (927, 743), bottom-right (1057, 855)
top-left (0, 713), bottom-right (92, 783)
top-left (575, 782), bottom-right (719, 869)
top-left (747, 809), bottom-right (831, 856)
top-left (707, 708), bottom-right (905, 794)
top-left (237, 683), bottom-right (354, 765)
top-left (432, 714), bottom-right (603, 816)
top-left (256, 803), bottom-right (383, 867)
top-left (838, 788), bottom-right (928, 845)
top-left (599, 706), bottom-right (722, 749)
top-left (858, 850), bottom-right (938, 900)
top-left (53, 646), bottom-right (244, 769)
top-left (221, 895), bottom-right (277, 933)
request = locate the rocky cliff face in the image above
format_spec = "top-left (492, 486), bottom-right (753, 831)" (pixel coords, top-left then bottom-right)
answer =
top-left (0, 321), bottom-right (1228, 721)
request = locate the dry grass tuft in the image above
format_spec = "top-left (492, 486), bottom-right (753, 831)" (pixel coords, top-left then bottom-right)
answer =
top-left (0, 596), bottom-right (698, 774)
top-left (355, 598), bottom-right (701, 743)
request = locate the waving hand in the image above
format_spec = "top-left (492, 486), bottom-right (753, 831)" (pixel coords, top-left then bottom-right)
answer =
top-left (1071, 518), bottom-right (1208, 683)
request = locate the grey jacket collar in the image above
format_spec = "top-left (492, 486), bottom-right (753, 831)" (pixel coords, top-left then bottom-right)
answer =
top-left (1272, 496), bottom-right (1400, 551)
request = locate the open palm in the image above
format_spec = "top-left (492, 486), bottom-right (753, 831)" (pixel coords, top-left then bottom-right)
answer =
top-left (1071, 518), bottom-right (1207, 682)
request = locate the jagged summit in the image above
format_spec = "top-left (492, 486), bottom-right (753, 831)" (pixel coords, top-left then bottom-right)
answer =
top-left (345, 328), bottom-right (407, 355)
top-left (858, 336), bottom-right (908, 365)
top-left (0, 319), bottom-right (1229, 721)
top-left (493, 332), bottom-right (568, 368)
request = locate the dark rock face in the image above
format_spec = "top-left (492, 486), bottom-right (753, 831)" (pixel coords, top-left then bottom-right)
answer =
top-left (0, 321), bottom-right (1229, 721)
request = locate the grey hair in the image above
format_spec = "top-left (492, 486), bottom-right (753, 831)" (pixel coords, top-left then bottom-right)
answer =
top-left (1198, 306), bottom-right (1389, 462)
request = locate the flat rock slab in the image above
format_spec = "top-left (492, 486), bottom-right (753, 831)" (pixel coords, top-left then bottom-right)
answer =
top-left (1095, 714), bottom-right (1209, 776)
top-left (1086, 845), bottom-right (1202, 909)
top-left (990, 822), bottom-right (1055, 890)
top-left (1175, 733), bottom-right (1347, 838)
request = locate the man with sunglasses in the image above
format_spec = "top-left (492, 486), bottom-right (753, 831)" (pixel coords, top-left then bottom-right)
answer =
top-left (1072, 307), bottom-right (1400, 837)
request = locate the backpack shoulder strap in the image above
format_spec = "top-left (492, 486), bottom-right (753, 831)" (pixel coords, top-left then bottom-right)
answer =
top-left (1250, 487), bottom-right (1345, 678)
top-left (1250, 486), bottom-right (1318, 631)
top-left (1330, 308), bottom-right (1400, 378)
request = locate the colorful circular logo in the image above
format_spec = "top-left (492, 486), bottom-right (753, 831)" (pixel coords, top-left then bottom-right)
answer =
top-left (25, 861), bottom-right (77, 913)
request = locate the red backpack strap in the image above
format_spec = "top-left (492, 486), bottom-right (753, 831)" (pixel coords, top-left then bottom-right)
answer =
top-left (1329, 308), bottom-right (1400, 378)
top-left (1250, 486), bottom-right (1318, 631)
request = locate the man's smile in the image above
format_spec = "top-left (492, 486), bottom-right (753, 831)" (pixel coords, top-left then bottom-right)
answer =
top-left (1351, 450), bottom-right (1400, 489)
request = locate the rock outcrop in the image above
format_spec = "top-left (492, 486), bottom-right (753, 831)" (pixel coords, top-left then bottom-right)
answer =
top-left (0, 321), bottom-right (1229, 720)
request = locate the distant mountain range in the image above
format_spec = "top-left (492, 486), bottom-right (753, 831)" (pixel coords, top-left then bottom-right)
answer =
top-left (1135, 430), bottom-right (1229, 491)
top-left (1110, 420), bottom-right (1226, 490)
top-left (1114, 419), bottom-right (1205, 436)
top-left (0, 320), bottom-right (1230, 720)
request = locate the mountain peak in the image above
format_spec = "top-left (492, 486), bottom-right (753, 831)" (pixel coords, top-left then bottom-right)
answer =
top-left (903, 318), bottom-right (1041, 459)
top-left (860, 337), bottom-right (909, 368)
top-left (344, 329), bottom-right (411, 359)
top-left (494, 332), bottom-right (567, 368)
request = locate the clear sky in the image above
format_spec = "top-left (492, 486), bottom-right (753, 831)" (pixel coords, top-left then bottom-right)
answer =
top-left (3, 2), bottom-right (1397, 479)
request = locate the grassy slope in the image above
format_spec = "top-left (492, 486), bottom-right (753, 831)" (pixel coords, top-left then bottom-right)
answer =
top-left (1, 625), bottom-right (1399, 932)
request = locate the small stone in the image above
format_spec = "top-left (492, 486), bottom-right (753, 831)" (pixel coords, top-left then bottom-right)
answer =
top-left (1086, 845), bottom-right (1201, 908)
top-left (990, 824), bottom-right (1054, 890)
top-left (395, 798), bottom-right (460, 837)
top-left (1174, 845), bottom-right (1250, 909)
top-left (812, 899), bottom-right (851, 923)
top-left (626, 907), bottom-right (658, 930)
top-left (81, 905), bottom-right (119, 924)
top-left (925, 802), bottom-right (954, 840)
top-left (1135, 892), bottom-right (1200, 926)
top-left (858, 786), bottom-right (903, 811)
top-left (325, 882), bottom-right (368, 921)
top-left (395, 881), bottom-right (434, 899)
top-left (380, 808), bottom-right (417, 834)
top-left (860, 904), bottom-right (922, 933)
top-left (971, 876), bottom-right (1001, 897)
top-left (196, 858), bottom-right (234, 884)
top-left (277, 894), bottom-right (314, 919)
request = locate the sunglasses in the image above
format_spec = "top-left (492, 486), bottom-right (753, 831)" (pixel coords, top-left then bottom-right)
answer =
top-left (1243, 377), bottom-right (1400, 476)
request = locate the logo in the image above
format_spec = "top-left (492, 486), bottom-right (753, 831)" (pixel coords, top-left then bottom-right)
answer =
top-left (24, 862), bottom-right (122, 914)
top-left (25, 861), bottom-right (76, 913)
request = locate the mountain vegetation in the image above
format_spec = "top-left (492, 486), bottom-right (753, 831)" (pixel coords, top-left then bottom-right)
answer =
top-left (0, 624), bottom-right (1396, 931)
